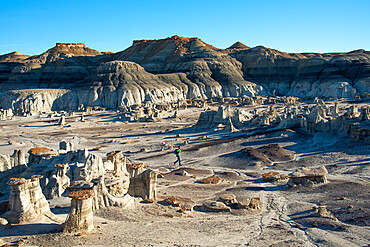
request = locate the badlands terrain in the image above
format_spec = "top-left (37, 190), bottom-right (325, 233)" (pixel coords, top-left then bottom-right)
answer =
top-left (0, 36), bottom-right (369, 246)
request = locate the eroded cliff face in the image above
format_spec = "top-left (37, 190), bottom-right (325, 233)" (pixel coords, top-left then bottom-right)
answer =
top-left (113, 36), bottom-right (264, 99)
top-left (0, 37), bottom-right (368, 112)
top-left (229, 46), bottom-right (370, 99)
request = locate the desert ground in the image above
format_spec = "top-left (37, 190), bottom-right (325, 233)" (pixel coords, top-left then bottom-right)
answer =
top-left (0, 103), bottom-right (369, 247)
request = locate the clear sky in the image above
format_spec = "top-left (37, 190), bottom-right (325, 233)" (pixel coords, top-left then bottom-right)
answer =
top-left (1, 0), bottom-right (369, 55)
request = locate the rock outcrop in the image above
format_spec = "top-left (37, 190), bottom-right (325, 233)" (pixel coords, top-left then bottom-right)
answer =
top-left (2, 175), bottom-right (54, 223)
top-left (0, 150), bottom-right (27, 179)
top-left (229, 46), bottom-right (370, 99)
top-left (287, 166), bottom-right (328, 186)
top-left (63, 190), bottom-right (94, 233)
top-left (127, 163), bottom-right (158, 201)
top-left (0, 36), bottom-right (368, 112)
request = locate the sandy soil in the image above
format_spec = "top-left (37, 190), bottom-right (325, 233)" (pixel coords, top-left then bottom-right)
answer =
top-left (0, 105), bottom-right (369, 247)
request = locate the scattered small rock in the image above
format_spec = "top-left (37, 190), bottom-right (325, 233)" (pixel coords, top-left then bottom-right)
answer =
top-left (16, 239), bottom-right (25, 246)
top-left (203, 201), bottom-right (231, 212)
top-left (164, 196), bottom-right (181, 207)
top-left (0, 217), bottom-right (8, 226)
top-left (200, 175), bottom-right (222, 184)
top-left (175, 170), bottom-right (189, 176)
top-left (144, 198), bottom-right (155, 203)
top-left (76, 231), bottom-right (87, 236)
top-left (218, 194), bottom-right (237, 205)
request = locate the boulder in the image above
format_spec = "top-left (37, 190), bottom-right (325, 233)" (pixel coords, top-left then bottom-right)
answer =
top-left (203, 201), bottom-right (231, 212)
top-left (218, 194), bottom-right (237, 205)
top-left (200, 175), bottom-right (222, 184)
top-left (262, 171), bottom-right (289, 182)
top-left (237, 197), bottom-right (261, 210)
top-left (0, 217), bottom-right (8, 225)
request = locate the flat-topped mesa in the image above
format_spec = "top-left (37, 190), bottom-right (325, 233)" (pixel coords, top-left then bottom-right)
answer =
top-left (133, 35), bottom-right (203, 45)
top-left (129, 35), bottom-right (219, 56)
top-left (56, 43), bottom-right (86, 47)
top-left (42, 42), bottom-right (102, 56)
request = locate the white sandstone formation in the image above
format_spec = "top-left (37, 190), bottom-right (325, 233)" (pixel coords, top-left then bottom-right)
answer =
top-left (193, 98), bottom-right (369, 141)
top-left (23, 149), bottom-right (105, 199)
top-left (0, 108), bottom-right (13, 120)
top-left (107, 151), bottom-right (129, 178)
top-left (127, 163), bottom-right (158, 201)
top-left (2, 175), bottom-right (54, 223)
top-left (43, 163), bottom-right (71, 199)
top-left (195, 105), bottom-right (251, 130)
top-left (92, 175), bottom-right (133, 211)
top-left (0, 150), bottom-right (27, 173)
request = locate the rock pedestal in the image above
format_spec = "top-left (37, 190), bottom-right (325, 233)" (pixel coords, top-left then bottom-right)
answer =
top-left (128, 163), bottom-right (158, 201)
top-left (63, 190), bottom-right (94, 233)
top-left (3, 175), bottom-right (52, 223)
top-left (92, 176), bottom-right (132, 211)
top-left (107, 151), bottom-right (128, 177)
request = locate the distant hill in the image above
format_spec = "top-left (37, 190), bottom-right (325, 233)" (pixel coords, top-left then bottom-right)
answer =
top-left (0, 36), bottom-right (368, 111)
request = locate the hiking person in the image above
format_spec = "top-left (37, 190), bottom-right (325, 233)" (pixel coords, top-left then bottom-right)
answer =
top-left (174, 146), bottom-right (182, 166)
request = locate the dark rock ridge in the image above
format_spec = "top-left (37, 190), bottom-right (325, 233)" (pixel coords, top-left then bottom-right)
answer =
top-left (0, 36), bottom-right (369, 112)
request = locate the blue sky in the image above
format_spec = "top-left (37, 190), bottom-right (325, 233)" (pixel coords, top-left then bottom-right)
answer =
top-left (1, 0), bottom-right (369, 55)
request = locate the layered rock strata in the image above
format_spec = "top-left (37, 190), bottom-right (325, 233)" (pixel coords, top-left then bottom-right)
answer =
top-left (287, 166), bottom-right (328, 186)
top-left (0, 150), bottom-right (27, 174)
top-left (127, 163), bottom-right (158, 201)
top-left (2, 175), bottom-right (53, 223)
top-left (2, 36), bottom-right (367, 113)
top-left (63, 190), bottom-right (94, 233)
